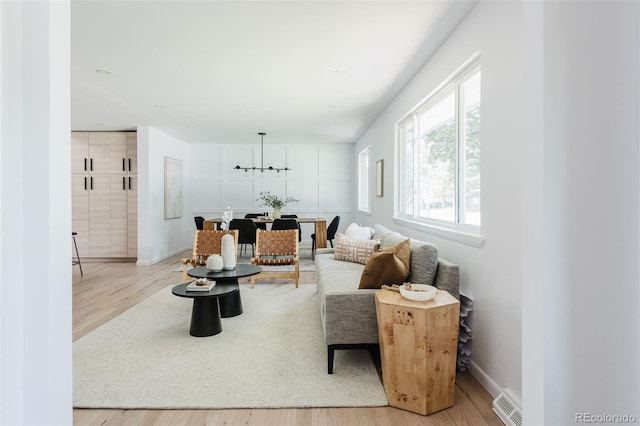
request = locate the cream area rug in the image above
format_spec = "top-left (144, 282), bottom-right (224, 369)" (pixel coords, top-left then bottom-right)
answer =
top-left (73, 284), bottom-right (387, 409)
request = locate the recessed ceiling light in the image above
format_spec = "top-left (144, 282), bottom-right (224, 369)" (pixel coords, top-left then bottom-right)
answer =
top-left (96, 69), bottom-right (112, 75)
top-left (154, 104), bottom-right (166, 109)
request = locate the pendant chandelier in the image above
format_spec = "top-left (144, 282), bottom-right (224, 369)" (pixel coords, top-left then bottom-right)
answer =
top-left (233, 132), bottom-right (291, 173)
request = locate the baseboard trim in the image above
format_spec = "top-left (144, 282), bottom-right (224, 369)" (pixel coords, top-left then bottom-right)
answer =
top-left (82, 257), bottom-right (137, 263)
top-left (137, 246), bottom-right (190, 266)
top-left (469, 360), bottom-right (502, 399)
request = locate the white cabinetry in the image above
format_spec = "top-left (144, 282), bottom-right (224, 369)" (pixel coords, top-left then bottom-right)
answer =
top-left (71, 131), bottom-right (137, 260)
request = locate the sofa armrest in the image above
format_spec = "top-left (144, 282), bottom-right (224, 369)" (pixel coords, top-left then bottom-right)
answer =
top-left (434, 258), bottom-right (460, 300)
top-left (323, 290), bottom-right (379, 345)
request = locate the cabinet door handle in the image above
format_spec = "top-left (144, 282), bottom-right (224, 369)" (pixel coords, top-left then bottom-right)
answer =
top-left (128, 176), bottom-right (132, 190)
top-left (84, 176), bottom-right (87, 190)
top-left (122, 177), bottom-right (126, 190)
top-left (128, 158), bottom-right (131, 172)
top-left (84, 158), bottom-right (87, 171)
top-left (90, 176), bottom-right (93, 190)
top-left (122, 158), bottom-right (125, 172)
top-left (90, 158), bottom-right (93, 171)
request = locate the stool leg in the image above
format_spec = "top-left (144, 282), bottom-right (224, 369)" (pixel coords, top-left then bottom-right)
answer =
top-left (73, 235), bottom-right (83, 276)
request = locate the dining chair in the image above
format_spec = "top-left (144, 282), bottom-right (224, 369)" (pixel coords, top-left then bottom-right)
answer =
top-left (281, 214), bottom-right (302, 242)
top-left (271, 218), bottom-right (298, 230)
top-left (194, 216), bottom-right (205, 230)
top-left (181, 230), bottom-right (238, 281)
top-left (229, 218), bottom-right (257, 257)
top-left (244, 213), bottom-right (267, 230)
top-left (312, 215), bottom-right (340, 259)
top-left (250, 229), bottom-right (299, 288)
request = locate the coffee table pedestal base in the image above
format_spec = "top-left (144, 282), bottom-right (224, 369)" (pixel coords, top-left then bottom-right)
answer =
top-left (220, 290), bottom-right (243, 318)
top-left (190, 298), bottom-right (222, 337)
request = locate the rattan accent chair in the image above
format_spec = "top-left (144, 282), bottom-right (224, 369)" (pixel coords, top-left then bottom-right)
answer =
top-left (181, 229), bottom-right (238, 281)
top-left (250, 229), bottom-right (299, 288)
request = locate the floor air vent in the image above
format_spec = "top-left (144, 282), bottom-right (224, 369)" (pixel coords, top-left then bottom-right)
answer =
top-left (493, 389), bottom-right (522, 426)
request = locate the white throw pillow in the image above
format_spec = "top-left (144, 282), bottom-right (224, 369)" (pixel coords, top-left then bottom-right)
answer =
top-left (344, 222), bottom-right (375, 240)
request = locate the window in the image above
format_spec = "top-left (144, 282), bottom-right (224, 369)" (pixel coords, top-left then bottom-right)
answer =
top-left (358, 146), bottom-right (371, 213)
top-left (397, 63), bottom-right (481, 231)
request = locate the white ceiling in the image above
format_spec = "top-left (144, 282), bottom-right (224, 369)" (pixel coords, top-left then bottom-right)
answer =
top-left (71, 1), bottom-right (476, 144)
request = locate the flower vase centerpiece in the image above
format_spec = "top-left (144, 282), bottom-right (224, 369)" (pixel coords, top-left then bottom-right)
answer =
top-left (220, 206), bottom-right (236, 270)
top-left (256, 191), bottom-right (299, 219)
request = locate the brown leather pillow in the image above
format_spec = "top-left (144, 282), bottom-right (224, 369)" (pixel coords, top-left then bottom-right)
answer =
top-left (359, 239), bottom-right (411, 289)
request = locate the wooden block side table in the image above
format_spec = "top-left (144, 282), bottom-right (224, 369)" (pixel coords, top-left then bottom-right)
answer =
top-left (375, 289), bottom-right (460, 416)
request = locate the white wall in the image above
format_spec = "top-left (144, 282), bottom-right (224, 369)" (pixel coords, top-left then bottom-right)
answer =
top-left (137, 132), bottom-right (355, 263)
top-left (520, 2), bottom-right (545, 423)
top-left (540, 2), bottom-right (639, 423)
top-left (355, 0), bottom-right (525, 401)
top-left (356, 1), bottom-right (640, 424)
top-left (189, 142), bottom-right (355, 244)
top-left (0, 1), bottom-right (72, 424)
top-left (137, 126), bottom-right (192, 265)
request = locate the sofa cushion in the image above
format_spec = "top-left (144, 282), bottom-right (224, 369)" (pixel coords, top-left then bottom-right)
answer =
top-left (407, 239), bottom-right (439, 286)
top-left (333, 233), bottom-right (380, 264)
top-left (373, 224), bottom-right (439, 286)
top-left (359, 239), bottom-right (411, 289)
top-left (344, 222), bottom-right (375, 240)
top-left (372, 224), bottom-right (392, 241)
top-left (371, 224), bottom-right (404, 249)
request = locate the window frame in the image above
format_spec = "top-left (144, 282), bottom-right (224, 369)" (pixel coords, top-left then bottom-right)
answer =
top-left (394, 56), bottom-right (484, 247)
top-left (358, 145), bottom-right (372, 214)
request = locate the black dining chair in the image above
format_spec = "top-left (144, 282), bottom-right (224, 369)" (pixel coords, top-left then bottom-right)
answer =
top-left (228, 218), bottom-right (257, 256)
top-left (312, 215), bottom-right (340, 259)
top-left (271, 218), bottom-right (299, 232)
top-left (194, 216), bottom-right (205, 230)
top-left (281, 214), bottom-right (302, 242)
top-left (244, 213), bottom-right (267, 230)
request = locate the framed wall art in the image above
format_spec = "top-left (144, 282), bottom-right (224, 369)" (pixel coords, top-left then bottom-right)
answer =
top-left (376, 159), bottom-right (384, 197)
top-left (164, 156), bottom-right (183, 219)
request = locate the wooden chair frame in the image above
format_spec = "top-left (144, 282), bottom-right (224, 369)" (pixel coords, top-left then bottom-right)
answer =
top-left (181, 230), bottom-right (238, 281)
top-left (250, 229), bottom-right (299, 288)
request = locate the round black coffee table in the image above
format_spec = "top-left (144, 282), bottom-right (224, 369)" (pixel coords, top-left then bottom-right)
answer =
top-left (187, 264), bottom-right (261, 319)
top-left (172, 283), bottom-right (239, 337)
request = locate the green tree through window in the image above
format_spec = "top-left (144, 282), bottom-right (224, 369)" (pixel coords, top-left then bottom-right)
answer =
top-left (398, 64), bottom-right (481, 227)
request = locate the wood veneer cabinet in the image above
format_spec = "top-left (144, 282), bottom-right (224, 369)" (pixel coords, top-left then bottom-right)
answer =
top-left (375, 289), bottom-right (460, 416)
top-left (71, 131), bottom-right (137, 261)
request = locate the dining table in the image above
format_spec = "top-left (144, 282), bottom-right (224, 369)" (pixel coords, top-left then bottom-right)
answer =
top-left (204, 217), bottom-right (328, 248)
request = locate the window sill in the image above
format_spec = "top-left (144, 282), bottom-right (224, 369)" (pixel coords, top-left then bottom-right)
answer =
top-left (358, 210), bottom-right (372, 216)
top-left (392, 217), bottom-right (485, 248)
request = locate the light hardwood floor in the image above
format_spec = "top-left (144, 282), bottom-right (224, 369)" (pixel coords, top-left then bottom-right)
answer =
top-left (72, 251), bottom-right (503, 426)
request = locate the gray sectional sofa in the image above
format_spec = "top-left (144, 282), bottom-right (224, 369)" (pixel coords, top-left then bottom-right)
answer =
top-left (315, 224), bottom-right (460, 374)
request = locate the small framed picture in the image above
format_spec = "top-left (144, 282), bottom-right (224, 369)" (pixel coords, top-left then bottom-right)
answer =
top-left (376, 159), bottom-right (384, 197)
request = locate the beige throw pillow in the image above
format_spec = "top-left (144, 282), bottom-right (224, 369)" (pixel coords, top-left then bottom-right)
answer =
top-left (333, 233), bottom-right (380, 264)
top-left (359, 239), bottom-right (411, 289)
